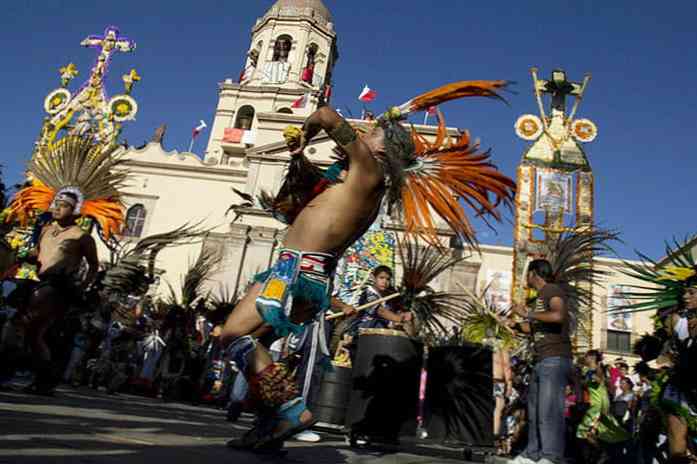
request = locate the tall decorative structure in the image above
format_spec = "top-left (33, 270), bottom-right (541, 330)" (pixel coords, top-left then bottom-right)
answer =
top-left (37, 26), bottom-right (140, 156)
top-left (511, 68), bottom-right (597, 349)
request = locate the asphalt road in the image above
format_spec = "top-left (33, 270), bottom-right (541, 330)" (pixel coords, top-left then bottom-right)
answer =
top-left (0, 384), bottom-right (472, 464)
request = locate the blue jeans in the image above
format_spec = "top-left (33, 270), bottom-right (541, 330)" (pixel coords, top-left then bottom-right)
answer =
top-left (524, 356), bottom-right (572, 463)
top-left (229, 371), bottom-right (248, 403)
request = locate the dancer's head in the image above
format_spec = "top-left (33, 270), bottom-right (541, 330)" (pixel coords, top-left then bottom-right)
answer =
top-left (372, 265), bottom-right (393, 292)
top-left (584, 349), bottom-right (603, 368)
top-left (52, 191), bottom-right (79, 221)
top-left (683, 286), bottom-right (697, 310)
top-left (526, 259), bottom-right (553, 290)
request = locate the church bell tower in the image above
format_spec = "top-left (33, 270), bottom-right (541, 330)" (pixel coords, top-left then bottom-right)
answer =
top-left (203, 0), bottom-right (338, 166)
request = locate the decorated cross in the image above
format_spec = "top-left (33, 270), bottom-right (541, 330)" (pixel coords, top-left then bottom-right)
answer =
top-left (532, 68), bottom-right (584, 113)
top-left (80, 26), bottom-right (136, 84)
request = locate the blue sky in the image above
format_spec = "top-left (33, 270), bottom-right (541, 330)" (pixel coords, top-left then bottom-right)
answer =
top-left (1, 1), bottom-right (695, 259)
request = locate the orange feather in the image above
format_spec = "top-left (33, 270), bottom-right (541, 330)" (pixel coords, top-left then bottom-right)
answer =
top-left (409, 80), bottom-right (510, 112)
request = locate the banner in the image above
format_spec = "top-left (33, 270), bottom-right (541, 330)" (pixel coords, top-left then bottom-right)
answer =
top-left (607, 284), bottom-right (632, 332)
top-left (535, 170), bottom-right (573, 213)
top-left (334, 219), bottom-right (396, 304)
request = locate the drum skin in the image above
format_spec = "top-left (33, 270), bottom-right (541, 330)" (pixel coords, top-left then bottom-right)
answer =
top-left (345, 328), bottom-right (422, 441)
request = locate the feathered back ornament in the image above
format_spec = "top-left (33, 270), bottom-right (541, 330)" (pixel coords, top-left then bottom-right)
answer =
top-left (542, 228), bottom-right (619, 335)
top-left (458, 283), bottom-right (519, 349)
top-left (399, 109), bottom-right (515, 249)
top-left (376, 80), bottom-right (515, 248)
top-left (102, 223), bottom-right (205, 297)
top-left (386, 80), bottom-right (509, 117)
top-left (397, 236), bottom-right (473, 341)
top-left (6, 135), bottom-right (127, 239)
top-left (612, 237), bottom-right (697, 314)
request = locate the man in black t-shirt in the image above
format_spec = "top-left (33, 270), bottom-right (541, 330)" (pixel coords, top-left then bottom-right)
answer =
top-left (509, 259), bottom-right (572, 464)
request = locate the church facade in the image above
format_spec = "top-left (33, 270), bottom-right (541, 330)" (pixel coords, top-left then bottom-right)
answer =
top-left (112, 0), bottom-right (653, 362)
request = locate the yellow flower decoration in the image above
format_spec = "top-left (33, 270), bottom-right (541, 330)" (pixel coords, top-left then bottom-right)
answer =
top-left (657, 265), bottom-right (696, 282)
top-left (122, 69), bottom-right (141, 94)
top-left (115, 102), bottom-right (131, 115)
top-left (59, 62), bottom-right (78, 85)
top-left (385, 107), bottom-right (402, 120)
top-left (283, 125), bottom-right (303, 149)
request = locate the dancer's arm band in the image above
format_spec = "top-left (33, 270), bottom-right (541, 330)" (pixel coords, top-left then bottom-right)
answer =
top-left (328, 120), bottom-right (357, 147)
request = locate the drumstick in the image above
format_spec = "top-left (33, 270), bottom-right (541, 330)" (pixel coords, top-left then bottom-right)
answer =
top-left (325, 292), bottom-right (401, 321)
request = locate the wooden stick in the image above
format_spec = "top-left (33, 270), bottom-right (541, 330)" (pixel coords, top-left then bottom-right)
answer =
top-left (325, 292), bottom-right (401, 321)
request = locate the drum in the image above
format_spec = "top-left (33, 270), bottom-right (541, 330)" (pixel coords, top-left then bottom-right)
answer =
top-left (0, 239), bottom-right (17, 278)
top-left (310, 362), bottom-right (353, 429)
top-left (346, 328), bottom-right (423, 443)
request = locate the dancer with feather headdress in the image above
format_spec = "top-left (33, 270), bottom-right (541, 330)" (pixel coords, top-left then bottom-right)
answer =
top-left (610, 238), bottom-right (697, 464)
top-left (3, 135), bottom-right (127, 395)
top-left (220, 80), bottom-right (516, 452)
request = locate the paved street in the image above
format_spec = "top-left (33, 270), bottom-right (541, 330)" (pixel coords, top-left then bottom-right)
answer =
top-left (0, 384), bottom-right (471, 464)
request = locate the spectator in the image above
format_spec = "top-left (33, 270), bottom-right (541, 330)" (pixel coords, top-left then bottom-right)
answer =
top-left (612, 377), bottom-right (636, 431)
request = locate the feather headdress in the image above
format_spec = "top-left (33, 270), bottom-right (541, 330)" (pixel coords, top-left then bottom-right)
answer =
top-left (610, 237), bottom-right (697, 314)
top-left (458, 283), bottom-right (519, 349)
top-left (166, 246), bottom-right (222, 309)
top-left (101, 223), bottom-right (206, 296)
top-left (540, 228), bottom-right (619, 335)
top-left (396, 236), bottom-right (472, 340)
top-left (5, 135), bottom-right (127, 239)
top-left (398, 108), bottom-right (515, 249)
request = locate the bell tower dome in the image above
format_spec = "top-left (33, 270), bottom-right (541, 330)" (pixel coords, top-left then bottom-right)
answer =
top-left (203, 0), bottom-right (338, 165)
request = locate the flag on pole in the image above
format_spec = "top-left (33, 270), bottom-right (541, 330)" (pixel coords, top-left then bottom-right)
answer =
top-left (292, 93), bottom-right (309, 109)
top-left (192, 120), bottom-right (207, 139)
top-left (358, 84), bottom-right (377, 102)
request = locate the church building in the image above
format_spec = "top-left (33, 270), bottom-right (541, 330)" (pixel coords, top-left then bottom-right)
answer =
top-left (115, 0), bottom-right (653, 363)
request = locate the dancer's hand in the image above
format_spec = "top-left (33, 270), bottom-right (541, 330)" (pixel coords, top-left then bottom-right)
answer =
top-left (342, 305), bottom-right (357, 316)
top-left (289, 138), bottom-right (307, 157)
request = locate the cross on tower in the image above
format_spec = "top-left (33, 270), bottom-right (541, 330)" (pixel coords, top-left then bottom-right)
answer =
top-left (533, 69), bottom-right (584, 113)
top-left (80, 26), bottom-right (136, 84)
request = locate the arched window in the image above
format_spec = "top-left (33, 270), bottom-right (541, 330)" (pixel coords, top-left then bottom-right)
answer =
top-left (301, 43), bottom-right (318, 83)
top-left (272, 35), bottom-right (292, 62)
top-left (125, 204), bottom-right (146, 237)
top-left (276, 107), bottom-right (293, 114)
top-left (234, 105), bottom-right (255, 130)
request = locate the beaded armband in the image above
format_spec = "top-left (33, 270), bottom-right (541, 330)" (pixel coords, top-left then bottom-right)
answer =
top-left (328, 120), bottom-right (357, 147)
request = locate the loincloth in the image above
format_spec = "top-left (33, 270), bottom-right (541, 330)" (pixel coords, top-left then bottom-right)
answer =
top-left (254, 248), bottom-right (336, 337)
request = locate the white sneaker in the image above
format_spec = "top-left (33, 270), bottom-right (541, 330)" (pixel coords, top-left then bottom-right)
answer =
top-left (508, 456), bottom-right (537, 464)
top-left (293, 430), bottom-right (321, 443)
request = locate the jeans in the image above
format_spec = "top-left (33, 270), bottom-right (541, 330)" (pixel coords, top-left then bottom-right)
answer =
top-left (229, 371), bottom-right (248, 403)
top-left (524, 356), bottom-right (572, 463)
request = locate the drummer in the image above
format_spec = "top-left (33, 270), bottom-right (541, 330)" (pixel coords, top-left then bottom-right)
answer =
top-left (345, 266), bottom-right (412, 343)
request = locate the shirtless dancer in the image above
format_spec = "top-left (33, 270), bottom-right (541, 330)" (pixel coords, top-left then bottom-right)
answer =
top-left (221, 80), bottom-right (514, 450)
top-left (221, 106), bottom-right (388, 448)
top-left (24, 191), bottom-right (99, 394)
